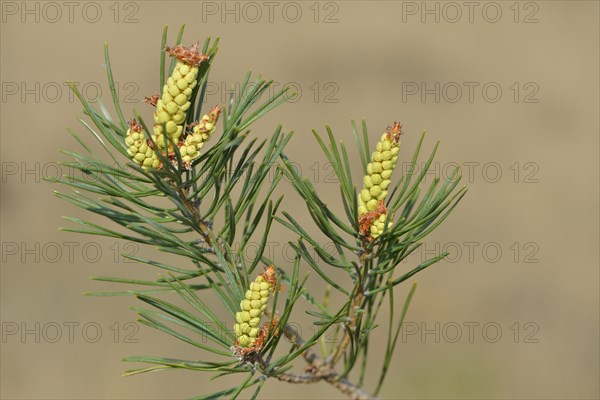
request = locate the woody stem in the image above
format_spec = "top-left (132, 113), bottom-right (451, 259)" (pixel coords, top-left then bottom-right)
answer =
top-left (170, 181), bottom-right (213, 247)
top-left (330, 251), bottom-right (368, 367)
top-left (276, 321), bottom-right (377, 400)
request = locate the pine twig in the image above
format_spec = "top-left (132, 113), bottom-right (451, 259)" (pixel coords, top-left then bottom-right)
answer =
top-left (278, 321), bottom-right (377, 400)
top-left (330, 251), bottom-right (369, 366)
top-left (326, 376), bottom-right (374, 400)
top-left (169, 180), bottom-right (213, 247)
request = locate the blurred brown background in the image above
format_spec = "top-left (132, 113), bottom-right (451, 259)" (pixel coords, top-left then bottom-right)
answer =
top-left (1, 1), bottom-right (598, 399)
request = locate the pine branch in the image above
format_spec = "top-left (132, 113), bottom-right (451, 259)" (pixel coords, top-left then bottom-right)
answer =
top-left (55, 26), bottom-right (466, 399)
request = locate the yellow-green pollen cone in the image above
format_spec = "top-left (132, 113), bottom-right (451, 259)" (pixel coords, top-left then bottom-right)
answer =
top-left (369, 212), bottom-right (390, 239)
top-left (152, 43), bottom-right (208, 149)
top-left (125, 119), bottom-right (161, 170)
top-left (358, 122), bottom-right (402, 240)
top-left (234, 266), bottom-right (276, 348)
top-left (179, 105), bottom-right (222, 165)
